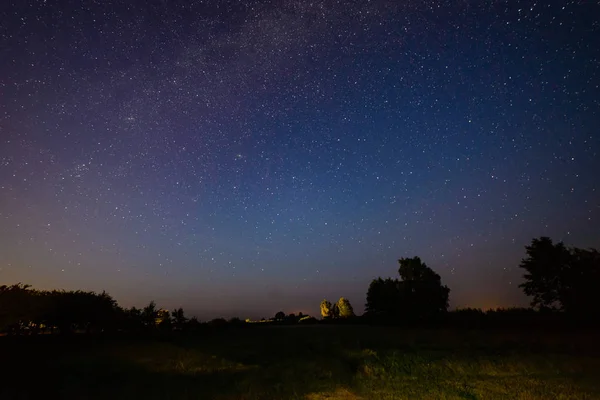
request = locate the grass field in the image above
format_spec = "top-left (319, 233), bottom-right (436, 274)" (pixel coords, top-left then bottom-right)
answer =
top-left (1, 325), bottom-right (600, 399)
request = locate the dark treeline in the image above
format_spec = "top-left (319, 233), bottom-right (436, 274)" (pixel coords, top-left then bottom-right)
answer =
top-left (1, 236), bottom-right (599, 335)
top-left (359, 236), bottom-right (600, 328)
top-left (0, 284), bottom-right (324, 335)
top-left (0, 286), bottom-right (193, 335)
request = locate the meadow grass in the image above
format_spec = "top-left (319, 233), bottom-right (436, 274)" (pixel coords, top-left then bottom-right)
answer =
top-left (1, 325), bottom-right (599, 399)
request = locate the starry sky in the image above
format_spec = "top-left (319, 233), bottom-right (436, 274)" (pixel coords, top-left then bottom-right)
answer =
top-left (1, 0), bottom-right (599, 320)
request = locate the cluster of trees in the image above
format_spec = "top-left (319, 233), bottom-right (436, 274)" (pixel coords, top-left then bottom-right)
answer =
top-left (2, 236), bottom-right (597, 334)
top-left (120, 301), bottom-right (199, 332)
top-left (365, 257), bottom-right (450, 321)
top-left (0, 284), bottom-right (321, 335)
top-left (0, 285), bottom-right (121, 334)
top-left (320, 297), bottom-right (355, 319)
top-left (361, 236), bottom-right (599, 324)
top-left (0, 284), bottom-right (207, 335)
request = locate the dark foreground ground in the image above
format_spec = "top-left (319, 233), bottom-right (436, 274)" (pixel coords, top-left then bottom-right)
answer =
top-left (2, 325), bottom-right (600, 399)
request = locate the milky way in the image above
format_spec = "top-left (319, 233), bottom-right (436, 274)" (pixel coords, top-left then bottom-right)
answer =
top-left (1, 0), bottom-right (599, 319)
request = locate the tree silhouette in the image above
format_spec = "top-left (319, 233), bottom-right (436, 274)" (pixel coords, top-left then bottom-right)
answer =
top-left (209, 318), bottom-right (228, 328)
top-left (229, 317), bottom-right (243, 326)
top-left (142, 301), bottom-right (158, 327)
top-left (365, 257), bottom-right (450, 320)
top-left (124, 306), bottom-right (144, 332)
top-left (171, 308), bottom-right (187, 330)
top-left (331, 303), bottom-right (340, 318)
top-left (320, 299), bottom-right (332, 319)
top-left (156, 309), bottom-right (172, 330)
top-left (397, 257), bottom-right (450, 317)
top-left (188, 316), bottom-right (201, 330)
top-left (40, 289), bottom-right (121, 334)
top-left (519, 237), bottom-right (600, 317)
top-left (274, 311), bottom-right (285, 321)
top-left (0, 284), bottom-right (40, 334)
top-left (365, 278), bottom-right (403, 316)
top-left (0, 284), bottom-right (200, 335)
top-left (336, 297), bottom-right (355, 318)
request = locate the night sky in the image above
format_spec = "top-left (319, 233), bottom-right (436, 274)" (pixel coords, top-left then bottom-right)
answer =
top-left (1, 0), bottom-right (599, 320)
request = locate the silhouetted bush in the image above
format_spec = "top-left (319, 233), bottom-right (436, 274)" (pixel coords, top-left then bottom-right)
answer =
top-left (208, 318), bottom-right (228, 329)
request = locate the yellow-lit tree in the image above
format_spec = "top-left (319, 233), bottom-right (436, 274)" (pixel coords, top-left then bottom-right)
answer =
top-left (337, 297), bottom-right (355, 318)
top-left (320, 299), bottom-right (332, 319)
